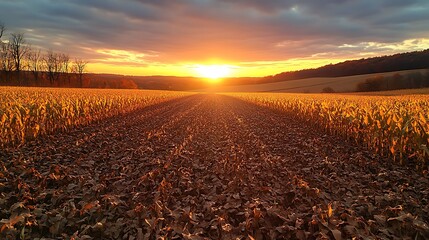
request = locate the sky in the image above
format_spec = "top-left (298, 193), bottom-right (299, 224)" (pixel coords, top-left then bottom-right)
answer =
top-left (0, 0), bottom-right (429, 77)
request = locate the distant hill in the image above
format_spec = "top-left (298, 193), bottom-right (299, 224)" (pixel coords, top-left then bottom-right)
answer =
top-left (85, 74), bottom-right (263, 91)
top-left (263, 49), bottom-right (429, 83)
top-left (86, 74), bottom-right (206, 91)
top-left (205, 69), bottom-right (428, 93)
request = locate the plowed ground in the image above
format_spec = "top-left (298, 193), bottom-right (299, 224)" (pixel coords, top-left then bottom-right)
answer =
top-left (1, 94), bottom-right (428, 239)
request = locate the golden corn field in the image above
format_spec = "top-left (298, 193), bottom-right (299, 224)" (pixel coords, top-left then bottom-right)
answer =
top-left (0, 87), bottom-right (190, 147)
top-left (2, 90), bottom-right (429, 239)
top-left (2, 87), bottom-right (429, 167)
top-left (231, 93), bottom-right (429, 166)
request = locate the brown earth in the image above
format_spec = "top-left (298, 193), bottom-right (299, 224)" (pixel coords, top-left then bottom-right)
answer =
top-left (1, 94), bottom-right (428, 239)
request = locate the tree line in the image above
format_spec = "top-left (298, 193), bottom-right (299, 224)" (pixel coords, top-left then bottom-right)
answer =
top-left (264, 49), bottom-right (429, 83)
top-left (1, 22), bottom-right (88, 88)
top-left (356, 71), bottom-right (429, 92)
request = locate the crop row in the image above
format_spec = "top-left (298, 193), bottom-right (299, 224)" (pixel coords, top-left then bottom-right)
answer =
top-left (230, 93), bottom-right (429, 167)
top-left (0, 87), bottom-right (190, 147)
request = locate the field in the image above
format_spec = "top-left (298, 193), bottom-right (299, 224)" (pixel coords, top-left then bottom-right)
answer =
top-left (350, 88), bottom-right (429, 96)
top-left (0, 87), bottom-right (191, 147)
top-left (229, 92), bottom-right (429, 166)
top-left (208, 69), bottom-right (426, 93)
top-left (1, 88), bottom-right (429, 239)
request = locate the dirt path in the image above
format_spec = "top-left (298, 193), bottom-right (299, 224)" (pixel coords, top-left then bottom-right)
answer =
top-left (1, 94), bottom-right (428, 239)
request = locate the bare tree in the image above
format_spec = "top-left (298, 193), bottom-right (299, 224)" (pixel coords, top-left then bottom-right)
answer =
top-left (44, 50), bottom-right (61, 84)
top-left (0, 22), bottom-right (6, 72)
top-left (27, 48), bottom-right (42, 82)
top-left (60, 54), bottom-right (70, 73)
top-left (73, 58), bottom-right (88, 87)
top-left (0, 43), bottom-right (5, 72)
top-left (59, 53), bottom-right (70, 85)
top-left (10, 33), bottom-right (29, 73)
top-left (0, 22), bottom-right (5, 41)
top-left (0, 43), bottom-right (14, 82)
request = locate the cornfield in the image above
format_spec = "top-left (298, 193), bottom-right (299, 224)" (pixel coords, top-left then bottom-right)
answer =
top-left (2, 87), bottom-right (428, 167)
top-left (0, 87), bottom-right (190, 147)
top-left (230, 92), bottom-right (429, 167)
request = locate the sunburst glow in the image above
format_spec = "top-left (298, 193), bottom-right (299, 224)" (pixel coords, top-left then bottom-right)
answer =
top-left (194, 65), bottom-right (232, 80)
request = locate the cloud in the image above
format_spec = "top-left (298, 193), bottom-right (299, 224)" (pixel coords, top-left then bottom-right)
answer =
top-left (0, 0), bottom-right (428, 76)
top-left (93, 49), bottom-right (160, 67)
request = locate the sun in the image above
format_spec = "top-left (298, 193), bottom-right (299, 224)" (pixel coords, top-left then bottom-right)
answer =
top-left (194, 65), bottom-right (232, 80)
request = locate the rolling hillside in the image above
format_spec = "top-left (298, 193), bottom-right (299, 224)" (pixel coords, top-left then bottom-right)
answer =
top-left (205, 69), bottom-right (428, 93)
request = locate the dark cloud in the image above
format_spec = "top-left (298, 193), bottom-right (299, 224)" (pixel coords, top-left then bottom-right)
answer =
top-left (0, 0), bottom-right (428, 67)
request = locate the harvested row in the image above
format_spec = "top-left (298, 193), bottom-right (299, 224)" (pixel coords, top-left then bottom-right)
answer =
top-left (229, 93), bottom-right (429, 168)
top-left (0, 95), bottom-right (206, 239)
top-left (0, 87), bottom-right (191, 147)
